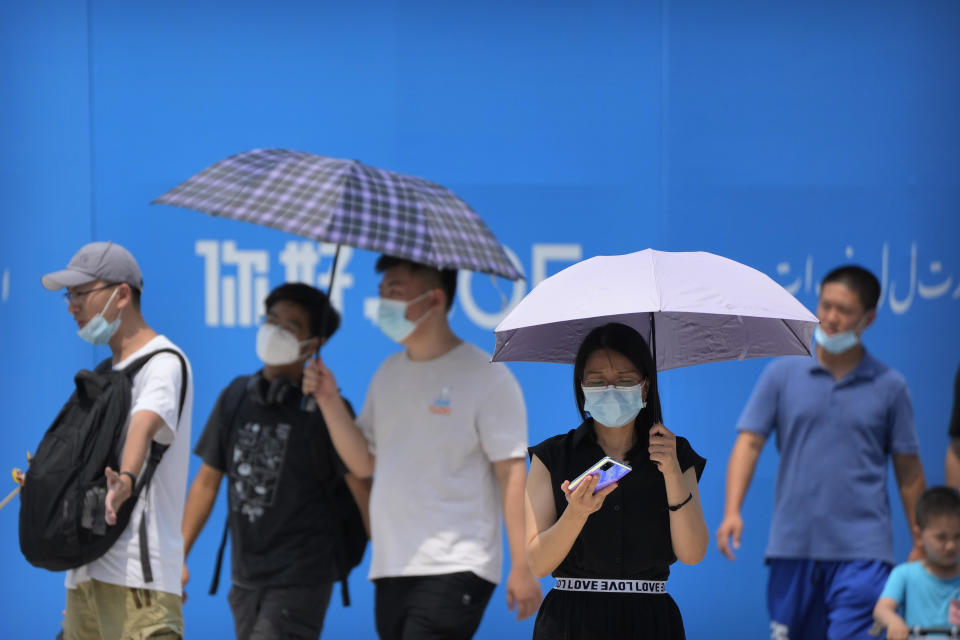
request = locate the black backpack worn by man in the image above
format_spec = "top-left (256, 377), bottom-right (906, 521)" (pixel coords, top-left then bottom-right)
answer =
top-left (20, 349), bottom-right (186, 576)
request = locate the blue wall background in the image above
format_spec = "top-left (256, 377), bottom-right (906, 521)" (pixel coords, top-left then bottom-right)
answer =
top-left (1, 1), bottom-right (958, 637)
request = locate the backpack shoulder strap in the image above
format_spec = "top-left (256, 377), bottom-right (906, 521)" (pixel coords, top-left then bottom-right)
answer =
top-left (208, 374), bottom-right (255, 596)
top-left (120, 347), bottom-right (189, 583)
top-left (122, 348), bottom-right (189, 421)
top-left (322, 395), bottom-right (361, 607)
top-left (93, 357), bottom-right (114, 374)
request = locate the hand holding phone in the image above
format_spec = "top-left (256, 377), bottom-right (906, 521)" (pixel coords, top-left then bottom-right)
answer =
top-left (567, 456), bottom-right (632, 494)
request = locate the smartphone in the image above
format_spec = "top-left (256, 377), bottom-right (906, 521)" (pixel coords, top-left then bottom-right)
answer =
top-left (567, 456), bottom-right (632, 493)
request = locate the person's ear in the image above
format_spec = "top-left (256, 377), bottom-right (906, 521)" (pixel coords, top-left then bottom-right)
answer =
top-left (860, 309), bottom-right (877, 333)
top-left (431, 288), bottom-right (447, 311)
top-left (114, 283), bottom-right (132, 312)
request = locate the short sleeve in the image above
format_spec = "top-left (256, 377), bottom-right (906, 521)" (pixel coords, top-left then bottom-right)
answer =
top-left (528, 437), bottom-right (555, 468)
top-left (193, 386), bottom-right (230, 472)
top-left (676, 436), bottom-right (706, 481)
top-left (887, 383), bottom-right (919, 455)
top-left (735, 362), bottom-right (781, 438)
top-left (949, 365), bottom-right (960, 439)
top-left (879, 563), bottom-right (908, 605)
top-left (476, 367), bottom-right (528, 462)
top-left (129, 352), bottom-right (184, 445)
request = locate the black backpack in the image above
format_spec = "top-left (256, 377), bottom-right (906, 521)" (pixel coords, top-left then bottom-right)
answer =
top-left (19, 348), bottom-right (188, 582)
top-left (208, 375), bottom-right (368, 606)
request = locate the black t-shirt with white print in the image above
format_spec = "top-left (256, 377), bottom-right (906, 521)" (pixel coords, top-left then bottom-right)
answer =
top-left (195, 372), bottom-right (350, 588)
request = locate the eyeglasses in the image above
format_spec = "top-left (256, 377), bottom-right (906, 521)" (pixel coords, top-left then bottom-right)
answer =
top-left (62, 284), bottom-right (117, 304)
top-left (582, 377), bottom-right (645, 390)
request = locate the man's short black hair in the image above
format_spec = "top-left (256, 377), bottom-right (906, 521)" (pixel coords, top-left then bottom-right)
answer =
top-left (916, 486), bottom-right (960, 529)
top-left (264, 283), bottom-right (340, 340)
top-left (821, 265), bottom-right (881, 312)
top-left (375, 255), bottom-right (457, 311)
top-left (129, 284), bottom-right (141, 310)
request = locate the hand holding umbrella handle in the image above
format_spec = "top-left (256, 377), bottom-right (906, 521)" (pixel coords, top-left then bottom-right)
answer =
top-left (301, 353), bottom-right (320, 412)
top-left (301, 245), bottom-right (341, 415)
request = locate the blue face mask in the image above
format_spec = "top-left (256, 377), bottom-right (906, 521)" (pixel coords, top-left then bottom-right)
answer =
top-left (77, 288), bottom-right (121, 346)
top-left (582, 384), bottom-right (646, 428)
top-left (814, 326), bottom-right (859, 354)
top-left (375, 292), bottom-right (433, 344)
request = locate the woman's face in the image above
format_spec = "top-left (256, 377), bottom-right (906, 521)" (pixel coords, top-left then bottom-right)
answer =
top-left (582, 348), bottom-right (647, 398)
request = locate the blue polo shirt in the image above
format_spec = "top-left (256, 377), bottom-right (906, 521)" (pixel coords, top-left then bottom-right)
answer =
top-left (737, 349), bottom-right (917, 564)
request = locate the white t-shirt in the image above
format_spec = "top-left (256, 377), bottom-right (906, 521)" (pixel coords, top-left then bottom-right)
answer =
top-left (65, 335), bottom-right (193, 596)
top-left (356, 342), bottom-right (527, 584)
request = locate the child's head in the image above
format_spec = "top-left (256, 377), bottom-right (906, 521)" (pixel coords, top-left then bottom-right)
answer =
top-left (915, 486), bottom-right (960, 569)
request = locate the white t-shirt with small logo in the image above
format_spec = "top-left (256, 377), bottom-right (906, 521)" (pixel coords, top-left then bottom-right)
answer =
top-left (357, 342), bottom-right (527, 584)
top-left (65, 335), bottom-right (193, 596)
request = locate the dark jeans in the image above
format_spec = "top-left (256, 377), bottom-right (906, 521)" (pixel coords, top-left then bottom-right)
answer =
top-left (228, 583), bottom-right (335, 640)
top-left (374, 571), bottom-right (496, 640)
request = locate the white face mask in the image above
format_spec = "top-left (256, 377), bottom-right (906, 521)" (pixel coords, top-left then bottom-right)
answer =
top-left (814, 325), bottom-right (864, 354)
top-left (256, 323), bottom-right (313, 366)
top-left (375, 291), bottom-right (433, 344)
top-left (582, 384), bottom-right (647, 428)
top-left (77, 288), bottom-right (121, 346)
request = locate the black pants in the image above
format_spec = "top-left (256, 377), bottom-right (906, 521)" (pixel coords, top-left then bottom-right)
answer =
top-left (228, 583), bottom-right (334, 640)
top-left (374, 571), bottom-right (496, 640)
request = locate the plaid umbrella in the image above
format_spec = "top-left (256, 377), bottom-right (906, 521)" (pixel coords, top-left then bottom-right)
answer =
top-left (152, 148), bottom-right (522, 281)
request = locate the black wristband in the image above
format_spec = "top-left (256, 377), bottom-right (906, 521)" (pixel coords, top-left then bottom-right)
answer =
top-left (668, 492), bottom-right (693, 511)
top-left (120, 470), bottom-right (138, 489)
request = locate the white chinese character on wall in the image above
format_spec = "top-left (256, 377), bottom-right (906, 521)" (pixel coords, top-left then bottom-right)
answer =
top-left (277, 241), bottom-right (354, 311)
top-left (196, 240), bottom-right (270, 327)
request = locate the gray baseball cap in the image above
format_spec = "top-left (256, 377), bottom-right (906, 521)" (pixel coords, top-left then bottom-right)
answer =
top-left (41, 241), bottom-right (144, 291)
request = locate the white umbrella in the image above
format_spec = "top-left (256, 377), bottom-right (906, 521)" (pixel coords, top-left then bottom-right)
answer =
top-left (492, 249), bottom-right (818, 369)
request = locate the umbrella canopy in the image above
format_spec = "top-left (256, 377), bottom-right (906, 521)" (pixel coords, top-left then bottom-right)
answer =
top-left (153, 148), bottom-right (522, 280)
top-left (492, 249), bottom-right (818, 369)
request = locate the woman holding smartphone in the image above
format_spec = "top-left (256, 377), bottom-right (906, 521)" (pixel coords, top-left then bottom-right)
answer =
top-left (525, 323), bottom-right (708, 639)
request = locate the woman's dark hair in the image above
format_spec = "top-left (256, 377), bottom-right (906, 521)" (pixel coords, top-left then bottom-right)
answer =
top-left (573, 323), bottom-right (662, 428)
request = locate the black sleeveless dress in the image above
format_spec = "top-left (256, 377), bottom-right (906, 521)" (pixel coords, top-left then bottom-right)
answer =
top-left (528, 420), bottom-right (706, 640)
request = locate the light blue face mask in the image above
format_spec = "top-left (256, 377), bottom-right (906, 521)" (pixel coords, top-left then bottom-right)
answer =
top-left (77, 287), bottom-right (121, 346)
top-left (375, 291), bottom-right (433, 344)
top-left (582, 384), bottom-right (646, 428)
top-left (814, 326), bottom-right (860, 354)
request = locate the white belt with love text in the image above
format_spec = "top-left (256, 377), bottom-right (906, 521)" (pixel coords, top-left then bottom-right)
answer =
top-left (553, 577), bottom-right (668, 594)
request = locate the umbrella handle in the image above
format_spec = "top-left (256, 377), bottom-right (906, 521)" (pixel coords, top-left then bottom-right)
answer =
top-left (649, 312), bottom-right (663, 425)
top-left (0, 486), bottom-right (20, 511)
top-left (302, 384), bottom-right (319, 412)
top-left (301, 244), bottom-right (342, 413)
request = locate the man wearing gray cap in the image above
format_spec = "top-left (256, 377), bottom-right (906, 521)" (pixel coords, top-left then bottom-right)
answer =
top-left (42, 241), bottom-right (193, 639)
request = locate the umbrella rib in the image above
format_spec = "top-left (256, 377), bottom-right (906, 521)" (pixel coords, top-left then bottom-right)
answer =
top-left (779, 318), bottom-right (812, 356)
top-left (649, 250), bottom-right (664, 310)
